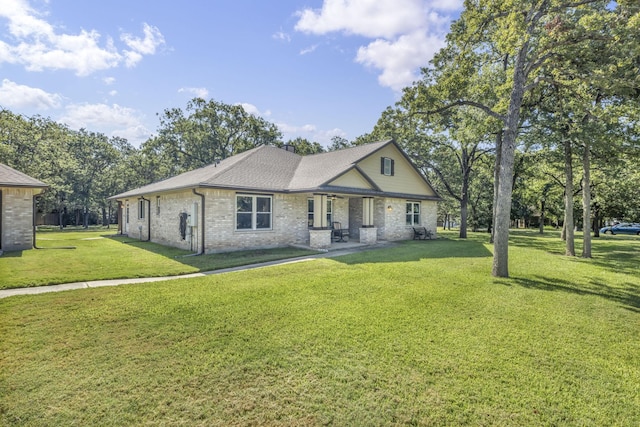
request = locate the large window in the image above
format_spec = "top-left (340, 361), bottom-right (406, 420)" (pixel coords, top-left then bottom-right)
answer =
top-left (307, 198), bottom-right (333, 227)
top-left (406, 202), bottom-right (420, 226)
top-left (237, 194), bottom-right (272, 230)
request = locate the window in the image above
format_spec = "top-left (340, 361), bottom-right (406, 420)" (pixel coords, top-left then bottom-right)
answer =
top-left (156, 196), bottom-right (161, 215)
top-left (236, 194), bottom-right (272, 230)
top-left (138, 199), bottom-right (145, 219)
top-left (307, 198), bottom-right (333, 228)
top-left (406, 202), bottom-right (420, 226)
top-left (126, 204), bottom-right (129, 223)
top-left (381, 157), bottom-right (394, 176)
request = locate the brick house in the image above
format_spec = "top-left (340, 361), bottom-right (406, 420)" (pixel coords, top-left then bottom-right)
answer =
top-left (110, 140), bottom-right (441, 253)
top-left (0, 163), bottom-right (48, 252)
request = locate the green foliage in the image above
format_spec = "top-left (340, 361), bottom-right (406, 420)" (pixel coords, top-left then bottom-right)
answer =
top-left (277, 137), bottom-right (324, 155)
top-left (142, 98), bottom-right (282, 178)
top-left (1, 231), bottom-right (638, 425)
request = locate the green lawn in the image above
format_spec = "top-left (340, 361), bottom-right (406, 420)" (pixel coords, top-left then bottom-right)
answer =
top-left (0, 228), bottom-right (318, 289)
top-left (1, 230), bottom-right (639, 425)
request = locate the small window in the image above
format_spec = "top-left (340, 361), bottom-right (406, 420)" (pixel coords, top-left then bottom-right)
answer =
top-left (138, 199), bottom-right (145, 219)
top-left (236, 194), bottom-right (272, 230)
top-left (406, 202), bottom-right (420, 226)
top-left (381, 157), bottom-right (394, 176)
top-left (156, 197), bottom-right (161, 215)
top-left (126, 204), bottom-right (130, 223)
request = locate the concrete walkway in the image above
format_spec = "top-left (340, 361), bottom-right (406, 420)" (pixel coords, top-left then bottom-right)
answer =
top-left (0, 242), bottom-right (393, 299)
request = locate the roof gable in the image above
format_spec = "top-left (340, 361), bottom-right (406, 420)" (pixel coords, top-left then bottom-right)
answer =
top-left (327, 168), bottom-right (377, 190)
top-left (354, 143), bottom-right (438, 197)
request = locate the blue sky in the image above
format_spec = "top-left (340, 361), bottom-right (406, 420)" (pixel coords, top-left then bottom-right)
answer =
top-left (0, 0), bottom-right (463, 147)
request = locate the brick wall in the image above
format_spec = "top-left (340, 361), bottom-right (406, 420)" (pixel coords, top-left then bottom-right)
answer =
top-left (378, 197), bottom-right (438, 241)
top-left (119, 190), bottom-right (438, 253)
top-left (1, 187), bottom-right (37, 251)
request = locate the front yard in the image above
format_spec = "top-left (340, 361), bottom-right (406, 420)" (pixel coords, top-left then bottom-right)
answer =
top-left (0, 228), bottom-right (318, 289)
top-left (1, 230), bottom-right (638, 425)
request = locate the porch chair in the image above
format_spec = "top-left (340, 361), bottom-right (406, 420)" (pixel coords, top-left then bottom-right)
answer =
top-left (332, 222), bottom-right (350, 242)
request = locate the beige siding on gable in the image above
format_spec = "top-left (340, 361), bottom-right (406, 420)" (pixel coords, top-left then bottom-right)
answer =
top-left (357, 144), bottom-right (436, 197)
top-left (328, 169), bottom-right (374, 190)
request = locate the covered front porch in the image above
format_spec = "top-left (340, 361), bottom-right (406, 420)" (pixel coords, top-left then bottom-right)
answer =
top-left (307, 193), bottom-right (381, 250)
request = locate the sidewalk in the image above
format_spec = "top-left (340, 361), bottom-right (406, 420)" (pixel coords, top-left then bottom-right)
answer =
top-left (0, 242), bottom-right (393, 299)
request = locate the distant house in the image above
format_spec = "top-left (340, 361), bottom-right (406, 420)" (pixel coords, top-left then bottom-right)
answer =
top-left (0, 163), bottom-right (48, 252)
top-left (110, 140), bottom-right (441, 253)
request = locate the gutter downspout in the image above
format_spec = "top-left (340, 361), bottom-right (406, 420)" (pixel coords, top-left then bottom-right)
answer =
top-left (192, 188), bottom-right (205, 255)
top-left (140, 196), bottom-right (151, 241)
top-left (32, 194), bottom-right (39, 249)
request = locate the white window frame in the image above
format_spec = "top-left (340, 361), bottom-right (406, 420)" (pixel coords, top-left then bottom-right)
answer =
top-left (406, 201), bottom-right (420, 226)
top-left (156, 196), bottom-right (161, 215)
top-left (236, 194), bottom-right (273, 231)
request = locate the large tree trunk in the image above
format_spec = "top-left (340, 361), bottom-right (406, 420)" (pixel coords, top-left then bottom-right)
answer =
top-left (459, 171), bottom-right (469, 238)
top-left (490, 130), bottom-right (503, 244)
top-left (492, 43), bottom-right (529, 278)
top-left (563, 138), bottom-right (575, 256)
top-left (582, 140), bottom-right (592, 258)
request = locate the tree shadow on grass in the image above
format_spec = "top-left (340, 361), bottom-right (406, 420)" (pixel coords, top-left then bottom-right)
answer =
top-left (334, 238), bottom-right (493, 265)
top-left (499, 274), bottom-right (640, 313)
top-left (103, 234), bottom-right (320, 271)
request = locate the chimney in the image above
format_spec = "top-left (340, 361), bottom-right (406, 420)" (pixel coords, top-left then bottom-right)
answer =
top-left (283, 144), bottom-right (296, 153)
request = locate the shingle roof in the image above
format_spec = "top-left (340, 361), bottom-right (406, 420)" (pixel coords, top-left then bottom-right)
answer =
top-left (0, 163), bottom-right (48, 188)
top-left (110, 140), bottom-right (433, 200)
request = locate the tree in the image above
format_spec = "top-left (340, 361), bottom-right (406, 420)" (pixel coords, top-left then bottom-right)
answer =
top-left (277, 137), bottom-right (324, 155)
top-left (143, 98), bottom-right (282, 177)
top-left (402, 0), bottom-right (635, 276)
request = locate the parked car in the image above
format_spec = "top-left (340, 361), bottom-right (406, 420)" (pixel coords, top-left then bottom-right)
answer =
top-left (600, 223), bottom-right (640, 235)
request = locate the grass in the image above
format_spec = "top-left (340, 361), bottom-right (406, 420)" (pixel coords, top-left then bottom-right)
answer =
top-left (0, 229), bottom-right (639, 425)
top-left (0, 228), bottom-right (318, 289)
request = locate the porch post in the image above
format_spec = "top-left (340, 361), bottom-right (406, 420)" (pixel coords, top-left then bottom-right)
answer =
top-left (310, 193), bottom-right (331, 249)
top-left (360, 197), bottom-right (377, 245)
top-left (313, 194), bottom-right (328, 229)
top-left (362, 197), bottom-right (375, 227)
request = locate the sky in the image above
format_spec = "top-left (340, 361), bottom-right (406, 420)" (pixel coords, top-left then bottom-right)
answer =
top-left (0, 0), bottom-right (464, 147)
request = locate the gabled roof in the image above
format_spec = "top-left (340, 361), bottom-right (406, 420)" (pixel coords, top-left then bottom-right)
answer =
top-left (110, 140), bottom-right (440, 200)
top-left (0, 163), bottom-right (48, 188)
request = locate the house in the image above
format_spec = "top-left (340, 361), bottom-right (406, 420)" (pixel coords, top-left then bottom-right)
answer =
top-left (109, 140), bottom-right (441, 253)
top-left (0, 163), bottom-right (48, 252)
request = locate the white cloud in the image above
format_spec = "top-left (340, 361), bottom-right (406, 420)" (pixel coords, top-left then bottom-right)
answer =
top-left (178, 87), bottom-right (209, 99)
top-left (121, 23), bottom-right (165, 67)
top-left (272, 30), bottom-right (291, 42)
top-left (108, 90), bottom-right (118, 97)
top-left (59, 103), bottom-right (151, 146)
top-left (294, 0), bottom-right (462, 91)
top-left (0, 0), bottom-right (164, 75)
top-left (0, 78), bottom-right (62, 109)
top-left (239, 103), bottom-right (266, 117)
top-left (356, 31), bottom-right (445, 91)
top-left (295, 0), bottom-right (427, 39)
top-left (238, 103), bottom-right (272, 117)
top-left (103, 77), bottom-right (116, 85)
top-left (300, 44), bottom-right (318, 55)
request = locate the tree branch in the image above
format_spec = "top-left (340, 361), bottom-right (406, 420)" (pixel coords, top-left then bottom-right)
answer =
top-left (414, 100), bottom-right (505, 121)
